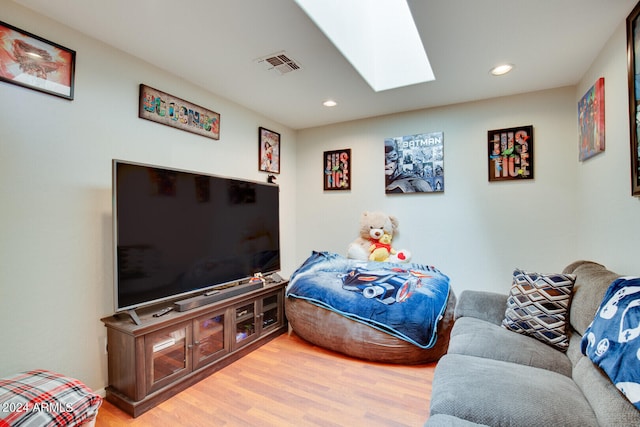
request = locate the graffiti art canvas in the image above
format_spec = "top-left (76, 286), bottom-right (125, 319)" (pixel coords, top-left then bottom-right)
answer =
top-left (578, 77), bottom-right (605, 161)
top-left (384, 132), bottom-right (444, 194)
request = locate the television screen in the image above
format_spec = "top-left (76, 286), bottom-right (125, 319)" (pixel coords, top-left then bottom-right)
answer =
top-left (113, 160), bottom-right (280, 312)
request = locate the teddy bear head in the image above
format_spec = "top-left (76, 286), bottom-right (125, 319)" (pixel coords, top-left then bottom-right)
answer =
top-left (359, 211), bottom-right (399, 241)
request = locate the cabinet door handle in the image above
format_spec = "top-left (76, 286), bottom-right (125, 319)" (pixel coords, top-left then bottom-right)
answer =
top-left (194, 340), bottom-right (200, 346)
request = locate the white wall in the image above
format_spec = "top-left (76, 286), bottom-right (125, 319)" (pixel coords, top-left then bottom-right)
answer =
top-left (574, 21), bottom-right (640, 275)
top-left (296, 87), bottom-right (580, 295)
top-left (0, 0), bottom-right (297, 391)
top-left (294, 21), bottom-right (639, 295)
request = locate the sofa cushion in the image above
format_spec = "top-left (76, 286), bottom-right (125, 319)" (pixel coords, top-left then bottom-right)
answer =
top-left (502, 269), bottom-right (575, 351)
top-left (563, 260), bottom-right (621, 335)
top-left (453, 290), bottom-right (507, 325)
top-left (581, 276), bottom-right (640, 411)
top-left (430, 354), bottom-right (598, 427)
top-left (448, 316), bottom-right (572, 377)
top-left (572, 354), bottom-right (640, 426)
top-left (425, 414), bottom-right (489, 426)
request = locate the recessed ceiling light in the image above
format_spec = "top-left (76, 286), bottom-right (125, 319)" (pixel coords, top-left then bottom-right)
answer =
top-left (490, 64), bottom-right (514, 76)
top-left (323, 100), bottom-right (337, 107)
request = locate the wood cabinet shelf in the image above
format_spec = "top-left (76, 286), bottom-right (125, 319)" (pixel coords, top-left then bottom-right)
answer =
top-left (101, 281), bottom-right (287, 417)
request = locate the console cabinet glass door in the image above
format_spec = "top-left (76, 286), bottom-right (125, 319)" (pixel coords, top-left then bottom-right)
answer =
top-left (260, 292), bottom-right (282, 334)
top-left (193, 310), bottom-right (228, 370)
top-left (234, 302), bottom-right (257, 348)
top-left (144, 321), bottom-right (192, 394)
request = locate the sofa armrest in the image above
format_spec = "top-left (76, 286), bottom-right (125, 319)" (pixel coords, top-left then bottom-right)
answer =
top-left (454, 290), bottom-right (508, 325)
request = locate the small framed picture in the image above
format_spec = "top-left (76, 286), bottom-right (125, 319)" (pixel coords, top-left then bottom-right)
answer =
top-left (488, 125), bottom-right (534, 181)
top-left (259, 127), bottom-right (280, 174)
top-left (0, 20), bottom-right (75, 100)
top-left (324, 148), bottom-right (351, 190)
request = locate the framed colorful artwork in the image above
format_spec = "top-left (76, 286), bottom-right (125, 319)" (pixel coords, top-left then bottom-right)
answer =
top-left (578, 77), bottom-right (605, 161)
top-left (324, 149), bottom-right (351, 190)
top-left (259, 127), bottom-right (280, 174)
top-left (0, 20), bottom-right (75, 100)
top-left (488, 125), bottom-right (534, 181)
top-left (139, 84), bottom-right (220, 140)
top-left (384, 132), bottom-right (444, 194)
top-left (627, 1), bottom-right (640, 196)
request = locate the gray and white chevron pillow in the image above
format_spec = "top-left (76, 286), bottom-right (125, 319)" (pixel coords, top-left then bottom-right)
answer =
top-left (502, 269), bottom-right (576, 351)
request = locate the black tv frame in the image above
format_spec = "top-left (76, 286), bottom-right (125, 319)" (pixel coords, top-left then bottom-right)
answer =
top-left (112, 159), bottom-right (281, 324)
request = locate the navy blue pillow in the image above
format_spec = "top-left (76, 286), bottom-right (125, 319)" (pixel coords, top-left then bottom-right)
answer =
top-left (581, 276), bottom-right (640, 410)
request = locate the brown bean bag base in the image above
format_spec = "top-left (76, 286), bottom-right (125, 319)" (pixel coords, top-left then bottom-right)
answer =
top-left (285, 292), bottom-right (456, 364)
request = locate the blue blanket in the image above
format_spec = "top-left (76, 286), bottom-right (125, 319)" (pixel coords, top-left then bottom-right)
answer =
top-left (581, 276), bottom-right (640, 410)
top-left (286, 251), bottom-right (451, 349)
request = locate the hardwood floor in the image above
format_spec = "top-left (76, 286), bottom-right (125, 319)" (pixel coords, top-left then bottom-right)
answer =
top-left (96, 331), bottom-right (435, 427)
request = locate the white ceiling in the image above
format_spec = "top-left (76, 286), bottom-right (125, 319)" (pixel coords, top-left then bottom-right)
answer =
top-left (11, 0), bottom-right (639, 130)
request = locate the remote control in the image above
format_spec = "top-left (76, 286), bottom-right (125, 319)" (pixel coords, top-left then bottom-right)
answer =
top-left (153, 307), bottom-right (174, 317)
top-left (269, 273), bottom-right (283, 283)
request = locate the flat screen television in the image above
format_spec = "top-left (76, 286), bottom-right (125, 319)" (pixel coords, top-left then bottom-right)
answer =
top-left (113, 160), bottom-right (280, 314)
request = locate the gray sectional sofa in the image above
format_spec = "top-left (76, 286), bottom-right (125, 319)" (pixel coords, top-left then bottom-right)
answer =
top-left (426, 260), bottom-right (640, 426)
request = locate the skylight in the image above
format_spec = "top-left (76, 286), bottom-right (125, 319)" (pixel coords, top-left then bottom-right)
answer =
top-left (295, 0), bottom-right (435, 92)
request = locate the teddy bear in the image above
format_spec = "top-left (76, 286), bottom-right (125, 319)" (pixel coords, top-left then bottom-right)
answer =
top-left (369, 232), bottom-right (396, 262)
top-left (347, 211), bottom-right (411, 262)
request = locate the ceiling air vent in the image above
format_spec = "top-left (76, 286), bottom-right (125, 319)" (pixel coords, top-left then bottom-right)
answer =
top-left (255, 51), bottom-right (302, 75)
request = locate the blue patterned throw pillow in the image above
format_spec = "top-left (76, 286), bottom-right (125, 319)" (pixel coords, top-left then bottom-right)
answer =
top-left (502, 269), bottom-right (576, 351)
top-left (581, 276), bottom-right (640, 410)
